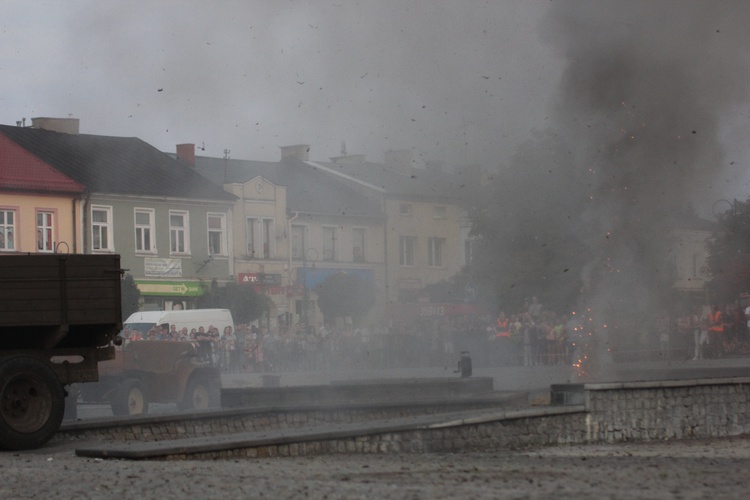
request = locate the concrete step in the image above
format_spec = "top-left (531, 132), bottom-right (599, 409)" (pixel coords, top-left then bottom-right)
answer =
top-left (74, 404), bottom-right (583, 460)
top-left (222, 376), bottom-right (495, 409)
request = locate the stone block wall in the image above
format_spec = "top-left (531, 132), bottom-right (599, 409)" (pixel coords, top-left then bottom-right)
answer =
top-left (583, 379), bottom-right (750, 442)
top-left (65, 377), bottom-right (750, 460)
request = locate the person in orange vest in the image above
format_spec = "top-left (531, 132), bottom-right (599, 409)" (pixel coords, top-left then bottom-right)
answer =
top-left (708, 305), bottom-right (724, 357)
top-left (496, 312), bottom-right (510, 339)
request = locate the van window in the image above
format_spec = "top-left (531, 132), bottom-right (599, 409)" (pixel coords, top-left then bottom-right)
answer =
top-left (124, 322), bottom-right (156, 334)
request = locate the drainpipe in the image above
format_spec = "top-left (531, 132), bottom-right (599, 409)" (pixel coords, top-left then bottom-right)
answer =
top-left (81, 192), bottom-right (91, 253)
top-left (71, 197), bottom-right (78, 253)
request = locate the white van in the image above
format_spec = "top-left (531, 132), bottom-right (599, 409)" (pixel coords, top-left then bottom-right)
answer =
top-left (123, 309), bottom-right (234, 338)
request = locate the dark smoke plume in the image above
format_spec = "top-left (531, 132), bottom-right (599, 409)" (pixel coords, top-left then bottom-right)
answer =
top-left (474, 1), bottom-right (750, 367)
top-left (542, 0), bottom-right (750, 356)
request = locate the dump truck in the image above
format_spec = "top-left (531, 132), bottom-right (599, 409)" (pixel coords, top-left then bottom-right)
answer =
top-left (0, 253), bottom-right (122, 450)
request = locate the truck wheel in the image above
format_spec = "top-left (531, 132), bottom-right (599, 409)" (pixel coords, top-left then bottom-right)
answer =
top-left (0, 356), bottom-right (65, 450)
top-left (111, 379), bottom-right (148, 416)
top-left (180, 376), bottom-right (220, 411)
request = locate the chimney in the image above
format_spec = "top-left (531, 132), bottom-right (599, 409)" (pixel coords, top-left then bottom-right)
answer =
top-left (30, 117), bottom-right (80, 134)
top-left (280, 144), bottom-right (310, 161)
top-left (176, 143), bottom-right (196, 166)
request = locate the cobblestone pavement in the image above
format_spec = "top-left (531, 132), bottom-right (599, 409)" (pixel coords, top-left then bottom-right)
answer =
top-left (2, 435), bottom-right (749, 499)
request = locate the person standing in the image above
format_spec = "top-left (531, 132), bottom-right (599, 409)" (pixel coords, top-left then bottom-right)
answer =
top-left (693, 307), bottom-right (708, 360)
top-left (522, 313), bottom-right (535, 367)
top-left (528, 297), bottom-right (543, 322)
top-left (221, 326), bottom-right (238, 373)
top-left (495, 312), bottom-right (511, 364)
top-left (708, 305), bottom-right (724, 358)
top-left (656, 313), bottom-right (671, 360)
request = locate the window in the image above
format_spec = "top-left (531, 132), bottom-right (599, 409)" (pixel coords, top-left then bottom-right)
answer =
top-left (169, 211), bottom-right (190, 255)
top-left (37, 211), bottom-right (54, 252)
top-left (399, 236), bottom-right (415, 266)
top-left (352, 228), bottom-right (366, 262)
top-left (399, 203), bottom-right (413, 216)
top-left (262, 219), bottom-right (273, 258)
top-left (291, 224), bottom-right (306, 260)
top-left (433, 206), bottom-right (446, 219)
top-left (464, 238), bottom-right (475, 266)
top-left (428, 237), bottom-right (445, 267)
top-left (246, 217), bottom-right (256, 257)
top-left (0, 209), bottom-right (16, 251)
top-left (208, 213), bottom-right (227, 255)
top-left (91, 206), bottom-right (113, 252)
top-left (246, 217), bottom-right (274, 259)
top-left (134, 208), bottom-right (155, 253)
top-left (322, 226), bottom-right (338, 261)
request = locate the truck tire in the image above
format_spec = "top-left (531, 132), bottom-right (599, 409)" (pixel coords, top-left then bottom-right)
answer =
top-left (0, 356), bottom-right (65, 450)
top-left (111, 378), bottom-right (148, 416)
top-left (179, 376), bottom-right (220, 411)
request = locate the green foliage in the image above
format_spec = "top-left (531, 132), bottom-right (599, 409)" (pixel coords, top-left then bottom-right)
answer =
top-left (705, 199), bottom-right (750, 303)
top-left (120, 273), bottom-right (141, 319)
top-left (196, 279), bottom-right (268, 324)
top-left (315, 272), bottom-right (375, 325)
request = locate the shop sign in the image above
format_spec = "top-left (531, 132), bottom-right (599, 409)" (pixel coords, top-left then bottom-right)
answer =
top-left (144, 258), bottom-right (182, 278)
top-left (238, 273), bottom-right (261, 284)
top-left (136, 280), bottom-right (204, 296)
top-left (237, 272), bottom-right (282, 285)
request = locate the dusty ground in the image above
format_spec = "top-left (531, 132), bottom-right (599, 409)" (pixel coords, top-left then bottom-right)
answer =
top-left (2, 435), bottom-right (749, 499)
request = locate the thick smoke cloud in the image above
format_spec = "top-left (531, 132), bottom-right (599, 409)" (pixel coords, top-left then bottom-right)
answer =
top-left (533, 1), bottom-right (750, 352)
top-left (2, 1), bottom-right (559, 167)
top-left (543, 0), bottom-right (750, 206)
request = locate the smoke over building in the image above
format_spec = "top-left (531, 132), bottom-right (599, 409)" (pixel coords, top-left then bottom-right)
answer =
top-left (473, 1), bottom-right (750, 364)
top-left (544, 1), bottom-right (750, 350)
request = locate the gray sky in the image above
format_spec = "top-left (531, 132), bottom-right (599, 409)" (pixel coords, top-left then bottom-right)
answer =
top-left (1, 1), bottom-right (560, 168)
top-left (2, 0), bottom-right (749, 206)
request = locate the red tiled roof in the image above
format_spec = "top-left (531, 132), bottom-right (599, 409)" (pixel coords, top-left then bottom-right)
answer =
top-left (0, 125), bottom-right (235, 201)
top-left (0, 133), bottom-right (84, 193)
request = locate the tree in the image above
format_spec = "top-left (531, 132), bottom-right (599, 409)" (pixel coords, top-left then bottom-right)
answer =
top-left (196, 279), bottom-right (268, 325)
top-left (315, 272), bottom-right (375, 325)
top-left (467, 129), bottom-right (589, 314)
top-left (120, 273), bottom-right (141, 319)
top-left (705, 199), bottom-right (750, 303)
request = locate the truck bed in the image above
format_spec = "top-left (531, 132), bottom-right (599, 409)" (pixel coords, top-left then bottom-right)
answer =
top-left (0, 254), bottom-right (122, 350)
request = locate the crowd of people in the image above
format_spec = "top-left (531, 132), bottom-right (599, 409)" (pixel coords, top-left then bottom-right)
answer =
top-left (659, 302), bottom-right (750, 361)
top-left (483, 297), bottom-right (587, 367)
top-left (120, 323), bottom-right (256, 373)
top-left (116, 297), bottom-right (590, 373)
top-left (116, 296), bottom-right (750, 375)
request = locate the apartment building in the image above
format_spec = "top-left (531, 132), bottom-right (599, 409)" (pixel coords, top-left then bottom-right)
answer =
top-left (0, 119), bottom-right (236, 311)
